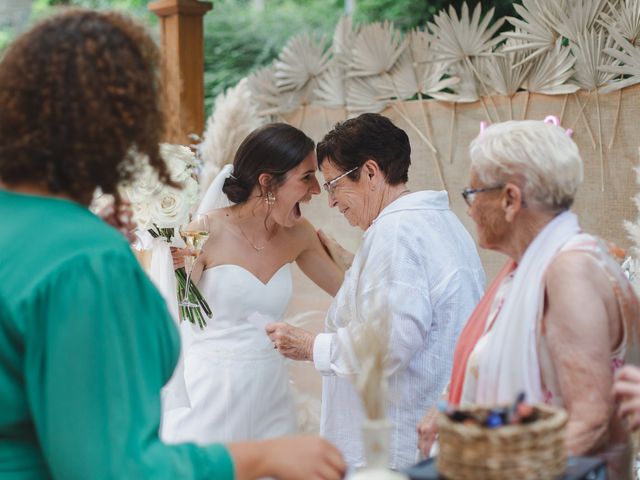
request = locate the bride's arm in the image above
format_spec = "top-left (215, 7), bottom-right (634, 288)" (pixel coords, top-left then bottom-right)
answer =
top-left (294, 219), bottom-right (344, 297)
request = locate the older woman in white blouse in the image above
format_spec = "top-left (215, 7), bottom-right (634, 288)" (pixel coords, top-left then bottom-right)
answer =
top-left (267, 113), bottom-right (485, 469)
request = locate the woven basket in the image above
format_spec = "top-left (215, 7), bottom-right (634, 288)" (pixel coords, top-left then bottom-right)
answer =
top-left (437, 404), bottom-right (568, 480)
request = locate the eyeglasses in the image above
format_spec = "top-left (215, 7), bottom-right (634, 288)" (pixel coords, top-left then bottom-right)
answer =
top-left (322, 166), bottom-right (359, 195)
top-left (461, 185), bottom-right (504, 207)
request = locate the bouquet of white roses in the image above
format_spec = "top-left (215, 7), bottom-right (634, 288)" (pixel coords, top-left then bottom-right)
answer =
top-left (124, 143), bottom-right (212, 328)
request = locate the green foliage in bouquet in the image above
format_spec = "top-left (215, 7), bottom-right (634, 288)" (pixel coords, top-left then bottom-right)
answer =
top-left (148, 227), bottom-right (212, 329)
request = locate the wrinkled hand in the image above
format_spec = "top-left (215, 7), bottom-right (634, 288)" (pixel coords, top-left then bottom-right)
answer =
top-left (170, 247), bottom-right (197, 270)
top-left (417, 406), bottom-right (439, 457)
top-left (96, 200), bottom-right (137, 243)
top-left (264, 437), bottom-right (346, 480)
top-left (613, 365), bottom-right (640, 431)
top-left (318, 229), bottom-right (354, 272)
top-left (265, 322), bottom-right (315, 361)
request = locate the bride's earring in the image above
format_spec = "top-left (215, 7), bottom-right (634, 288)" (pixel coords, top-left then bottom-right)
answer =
top-left (265, 190), bottom-right (276, 206)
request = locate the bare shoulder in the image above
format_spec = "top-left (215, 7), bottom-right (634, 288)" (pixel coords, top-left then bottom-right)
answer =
top-left (285, 217), bottom-right (318, 243)
top-left (544, 249), bottom-right (615, 322)
top-left (203, 208), bottom-right (231, 236)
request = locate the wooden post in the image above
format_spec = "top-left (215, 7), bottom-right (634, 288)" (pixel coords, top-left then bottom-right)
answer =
top-left (149, 0), bottom-right (213, 144)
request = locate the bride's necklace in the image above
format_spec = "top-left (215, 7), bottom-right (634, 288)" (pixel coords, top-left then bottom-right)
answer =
top-left (237, 224), bottom-right (269, 252)
top-left (233, 212), bottom-right (273, 252)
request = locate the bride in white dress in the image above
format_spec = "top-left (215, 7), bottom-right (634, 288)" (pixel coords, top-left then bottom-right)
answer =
top-left (161, 123), bottom-right (343, 444)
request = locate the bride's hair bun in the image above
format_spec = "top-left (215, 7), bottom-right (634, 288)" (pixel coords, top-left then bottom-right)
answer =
top-left (222, 175), bottom-right (250, 204)
top-left (225, 123), bottom-right (315, 205)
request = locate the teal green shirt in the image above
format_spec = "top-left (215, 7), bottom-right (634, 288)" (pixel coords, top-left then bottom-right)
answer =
top-left (0, 190), bottom-right (234, 479)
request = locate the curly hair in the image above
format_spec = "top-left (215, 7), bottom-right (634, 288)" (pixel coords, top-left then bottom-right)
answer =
top-left (0, 9), bottom-right (174, 206)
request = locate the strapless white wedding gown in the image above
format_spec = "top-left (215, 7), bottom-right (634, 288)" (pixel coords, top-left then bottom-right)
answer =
top-left (161, 263), bottom-right (298, 444)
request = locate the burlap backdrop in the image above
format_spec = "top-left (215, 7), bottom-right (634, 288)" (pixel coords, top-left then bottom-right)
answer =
top-left (280, 84), bottom-right (640, 416)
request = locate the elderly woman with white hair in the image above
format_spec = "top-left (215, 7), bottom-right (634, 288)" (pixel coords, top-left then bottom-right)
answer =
top-left (418, 118), bottom-right (640, 479)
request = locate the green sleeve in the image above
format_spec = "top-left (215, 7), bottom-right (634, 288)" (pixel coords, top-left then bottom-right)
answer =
top-left (23, 249), bottom-right (235, 480)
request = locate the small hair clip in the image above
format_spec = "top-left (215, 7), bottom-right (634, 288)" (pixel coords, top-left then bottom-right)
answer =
top-left (479, 121), bottom-right (488, 136)
top-left (544, 115), bottom-right (573, 137)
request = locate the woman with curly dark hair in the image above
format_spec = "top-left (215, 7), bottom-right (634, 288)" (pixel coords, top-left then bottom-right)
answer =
top-left (0, 9), bottom-right (345, 480)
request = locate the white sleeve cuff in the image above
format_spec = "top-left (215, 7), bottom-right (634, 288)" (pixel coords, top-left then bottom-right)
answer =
top-left (313, 333), bottom-right (335, 375)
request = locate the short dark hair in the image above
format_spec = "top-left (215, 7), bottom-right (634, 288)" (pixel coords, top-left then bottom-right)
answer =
top-left (222, 123), bottom-right (315, 204)
top-left (0, 9), bottom-right (172, 205)
top-left (316, 113), bottom-right (410, 185)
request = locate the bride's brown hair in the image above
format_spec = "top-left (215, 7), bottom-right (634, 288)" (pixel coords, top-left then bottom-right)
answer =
top-left (223, 123), bottom-right (315, 204)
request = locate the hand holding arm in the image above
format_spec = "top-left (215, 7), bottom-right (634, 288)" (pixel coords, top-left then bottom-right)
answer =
top-left (266, 322), bottom-right (316, 361)
top-left (317, 229), bottom-right (354, 273)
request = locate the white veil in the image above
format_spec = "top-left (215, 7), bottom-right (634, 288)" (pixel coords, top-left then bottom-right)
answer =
top-left (196, 164), bottom-right (234, 214)
top-left (159, 165), bottom-right (235, 415)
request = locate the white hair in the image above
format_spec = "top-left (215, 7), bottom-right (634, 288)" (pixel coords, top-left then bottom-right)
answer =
top-left (469, 120), bottom-right (584, 211)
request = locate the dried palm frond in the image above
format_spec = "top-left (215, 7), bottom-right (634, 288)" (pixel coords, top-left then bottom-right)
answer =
top-left (524, 39), bottom-right (580, 94)
top-left (599, 0), bottom-right (640, 46)
top-left (313, 17), bottom-right (357, 110)
top-left (247, 63), bottom-right (309, 117)
top-left (445, 61), bottom-right (480, 102)
top-left (371, 29), bottom-right (450, 187)
top-left (571, 30), bottom-right (618, 190)
top-left (275, 33), bottom-right (331, 91)
top-left (199, 79), bottom-right (263, 192)
top-left (542, 0), bottom-right (608, 43)
top-left (315, 63), bottom-right (348, 108)
top-left (485, 41), bottom-right (533, 95)
top-left (484, 42), bottom-right (533, 120)
top-left (428, 3), bottom-right (504, 122)
top-left (502, 0), bottom-right (560, 64)
top-left (348, 297), bottom-right (391, 420)
top-left (347, 21), bottom-right (407, 78)
top-left (571, 30), bottom-right (618, 89)
top-left (427, 3), bottom-right (505, 63)
top-left (246, 65), bottom-right (281, 118)
top-left (333, 15), bottom-right (357, 67)
top-left (345, 76), bottom-right (390, 114)
top-left (600, 26), bottom-right (640, 90)
top-left (274, 33), bottom-right (331, 111)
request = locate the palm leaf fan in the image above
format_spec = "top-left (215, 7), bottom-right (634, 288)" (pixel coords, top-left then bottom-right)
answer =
top-left (484, 40), bottom-right (534, 119)
top-left (571, 30), bottom-right (618, 190)
top-left (345, 76), bottom-right (390, 115)
top-left (598, 2), bottom-right (640, 147)
top-left (502, 0), bottom-right (562, 65)
top-left (540, 0), bottom-right (609, 43)
top-left (274, 32), bottom-right (331, 106)
top-left (246, 64), bottom-right (306, 119)
top-left (333, 15), bottom-right (358, 68)
top-left (246, 65), bottom-right (281, 119)
top-left (313, 16), bottom-right (357, 111)
top-left (599, 0), bottom-right (640, 46)
top-left (377, 29), bottom-right (451, 188)
top-left (347, 21), bottom-right (438, 156)
top-left (346, 21), bottom-right (407, 78)
top-left (427, 2), bottom-right (505, 122)
top-left (524, 38), bottom-right (580, 94)
top-left (600, 27), bottom-right (640, 90)
top-left (199, 79), bottom-right (263, 193)
top-left (427, 3), bottom-right (505, 63)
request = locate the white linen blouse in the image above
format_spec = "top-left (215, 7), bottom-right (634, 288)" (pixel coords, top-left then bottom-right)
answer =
top-left (313, 190), bottom-right (485, 469)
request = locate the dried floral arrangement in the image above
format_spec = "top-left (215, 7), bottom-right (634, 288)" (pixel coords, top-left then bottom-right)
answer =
top-left (348, 300), bottom-right (392, 420)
